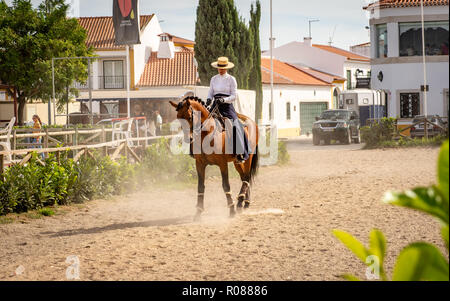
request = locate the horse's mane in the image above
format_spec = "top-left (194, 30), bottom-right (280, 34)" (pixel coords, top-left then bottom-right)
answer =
top-left (177, 96), bottom-right (208, 112)
top-left (185, 96), bottom-right (206, 107)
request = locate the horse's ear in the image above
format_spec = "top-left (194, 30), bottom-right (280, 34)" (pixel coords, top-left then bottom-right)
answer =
top-left (169, 101), bottom-right (178, 108)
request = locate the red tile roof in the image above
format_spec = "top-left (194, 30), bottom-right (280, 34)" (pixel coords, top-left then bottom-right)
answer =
top-left (160, 33), bottom-right (195, 46)
top-left (78, 15), bottom-right (155, 50)
top-left (137, 52), bottom-right (198, 87)
top-left (312, 44), bottom-right (370, 62)
top-left (292, 65), bottom-right (346, 83)
top-left (365, 0), bottom-right (448, 9)
top-left (261, 58), bottom-right (331, 86)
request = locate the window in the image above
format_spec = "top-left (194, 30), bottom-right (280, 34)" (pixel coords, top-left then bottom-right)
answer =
top-left (400, 93), bottom-right (420, 118)
top-left (346, 70), bottom-right (352, 90)
top-left (376, 24), bottom-right (388, 58)
top-left (399, 21), bottom-right (449, 57)
top-left (103, 60), bottom-right (124, 89)
top-left (286, 102), bottom-right (291, 120)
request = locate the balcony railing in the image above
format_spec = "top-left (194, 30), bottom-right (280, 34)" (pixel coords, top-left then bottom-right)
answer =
top-left (73, 75), bottom-right (127, 90)
top-left (100, 75), bottom-right (125, 89)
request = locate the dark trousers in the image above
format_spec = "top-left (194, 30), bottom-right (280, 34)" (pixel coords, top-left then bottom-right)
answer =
top-left (214, 95), bottom-right (250, 160)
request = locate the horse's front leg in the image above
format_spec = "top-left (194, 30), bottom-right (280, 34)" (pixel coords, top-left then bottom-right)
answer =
top-left (220, 164), bottom-right (236, 218)
top-left (194, 160), bottom-right (206, 222)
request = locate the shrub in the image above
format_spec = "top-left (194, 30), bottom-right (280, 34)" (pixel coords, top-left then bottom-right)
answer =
top-left (140, 138), bottom-right (196, 184)
top-left (333, 140), bottom-right (449, 281)
top-left (0, 138), bottom-right (201, 216)
top-left (361, 117), bottom-right (396, 148)
top-left (277, 141), bottom-right (290, 165)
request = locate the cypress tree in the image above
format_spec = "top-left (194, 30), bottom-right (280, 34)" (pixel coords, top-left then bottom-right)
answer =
top-left (249, 1), bottom-right (263, 121)
top-left (195, 0), bottom-right (254, 89)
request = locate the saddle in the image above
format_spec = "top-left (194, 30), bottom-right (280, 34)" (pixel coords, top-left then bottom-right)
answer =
top-left (207, 99), bottom-right (246, 132)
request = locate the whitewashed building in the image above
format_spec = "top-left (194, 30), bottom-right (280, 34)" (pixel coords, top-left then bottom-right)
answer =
top-left (365, 0), bottom-right (449, 119)
top-left (261, 58), bottom-right (334, 137)
top-left (262, 38), bottom-right (371, 97)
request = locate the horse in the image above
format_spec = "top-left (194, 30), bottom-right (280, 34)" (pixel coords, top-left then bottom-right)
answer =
top-left (169, 96), bottom-right (259, 220)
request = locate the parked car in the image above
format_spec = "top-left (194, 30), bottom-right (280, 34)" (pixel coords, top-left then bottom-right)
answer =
top-left (410, 115), bottom-right (448, 139)
top-left (312, 110), bottom-right (361, 145)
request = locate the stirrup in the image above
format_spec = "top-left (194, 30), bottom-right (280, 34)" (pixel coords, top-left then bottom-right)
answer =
top-left (236, 154), bottom-right (246, 163)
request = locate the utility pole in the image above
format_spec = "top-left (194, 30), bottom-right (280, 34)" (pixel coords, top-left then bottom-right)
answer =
top-left (309, 19), bottom-right (320, 39)
top-left (420, 0), bottom-right (429, 139)
top-left (270, 0), bottom-right (274, 121)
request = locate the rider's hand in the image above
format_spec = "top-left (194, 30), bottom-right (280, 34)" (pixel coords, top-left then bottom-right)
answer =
top-left (206, 98), bottom-right (212, 107)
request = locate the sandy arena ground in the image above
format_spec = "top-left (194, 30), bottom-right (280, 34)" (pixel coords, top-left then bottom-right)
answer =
top-left (0, 142), bottom-right (446, 281)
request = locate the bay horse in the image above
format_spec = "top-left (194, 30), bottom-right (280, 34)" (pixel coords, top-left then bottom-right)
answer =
top-left (169, 96), bottom-right (259, 220)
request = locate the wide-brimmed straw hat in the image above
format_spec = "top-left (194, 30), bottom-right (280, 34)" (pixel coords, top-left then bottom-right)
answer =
top-left (211, 57), bottom-right (235, 69)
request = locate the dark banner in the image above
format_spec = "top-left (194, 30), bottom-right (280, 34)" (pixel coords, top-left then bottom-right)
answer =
top-left (113, 0), bottom-right (141, 45)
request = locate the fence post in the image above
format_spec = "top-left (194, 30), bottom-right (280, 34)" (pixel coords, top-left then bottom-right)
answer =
top-left (44, 128), bottom-right (49, 159)
top-left (102, 126), bottom-right (107, 157)
top-left (12, 129), bottom-right (16, 161)
top-left (73, 126), bottom-right (79, 158)
top-left (124, 141), bottom-right (128, 162)
top-left (0, 144), bottom-right (4, 176)
top-left (64, 125), bottom-right (68, 145)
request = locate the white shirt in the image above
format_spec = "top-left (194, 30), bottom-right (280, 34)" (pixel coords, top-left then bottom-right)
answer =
top-left (207, 73), bottom-right (238, 104)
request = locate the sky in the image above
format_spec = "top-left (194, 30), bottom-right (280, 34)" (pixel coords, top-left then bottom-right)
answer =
top-left (5, 0), bottom-right (373, 51)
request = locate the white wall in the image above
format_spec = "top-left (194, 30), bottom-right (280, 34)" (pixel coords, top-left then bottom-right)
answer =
top-left (344, 61), bottom-right (371, 90)
top-left (369, 5), bottom-right (449, 117)
top-left (371, 62), bottom-right (449, 117)
top-left (262, 84), bottom-right (332, 132)
top-left (133, 15), bottom-right (162, 86)
top-left (188, 86), bottom-right (255, 119)
top-left (263, 41), bottom-right (346, 77)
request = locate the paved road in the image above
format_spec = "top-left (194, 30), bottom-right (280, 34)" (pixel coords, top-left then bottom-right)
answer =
top-left (285, 136), bottom-right (364, 152)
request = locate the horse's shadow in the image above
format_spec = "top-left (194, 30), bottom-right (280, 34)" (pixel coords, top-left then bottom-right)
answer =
top-left (41, 216), bottom-right (194, 238)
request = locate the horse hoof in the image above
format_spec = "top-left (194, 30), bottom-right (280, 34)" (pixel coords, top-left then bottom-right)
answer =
top-left (244, 202), bottom-right (250, 209)
top-left (229, 209), bottom-right (236, 218)
top-left (193, 214), bottom-right (202, 222)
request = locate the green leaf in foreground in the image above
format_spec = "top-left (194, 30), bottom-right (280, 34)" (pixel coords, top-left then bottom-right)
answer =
top-left (383, 187), bottom-right (449, 225)
top-left (442, 225), bottom-right (449, 251)
top-left (438, 141), bottom-right (449, 203)
top-left (332, 230), bottom-right (369, 262)
top-left (369, 229), bottom-right (386, 264)
top-left (343, 274), bottom-right (361, 281)
top-left (393, 242), bottom-right (449, 281)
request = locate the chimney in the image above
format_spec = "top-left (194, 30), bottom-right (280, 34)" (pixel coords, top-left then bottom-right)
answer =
top-left (157, 33), bottom-right (175, 59)
top-left (303, 37), bottom-right (312, 47)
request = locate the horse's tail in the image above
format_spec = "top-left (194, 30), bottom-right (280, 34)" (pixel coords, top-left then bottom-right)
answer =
top-left (250, 145), bottom-right (259, 185)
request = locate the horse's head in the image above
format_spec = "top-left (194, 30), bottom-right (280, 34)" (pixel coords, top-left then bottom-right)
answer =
top-left (170, 97), bottom-right (206, 144)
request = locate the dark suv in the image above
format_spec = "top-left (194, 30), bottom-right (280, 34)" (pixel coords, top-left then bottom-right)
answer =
top-left (312, 110), bottom-right (361, 145)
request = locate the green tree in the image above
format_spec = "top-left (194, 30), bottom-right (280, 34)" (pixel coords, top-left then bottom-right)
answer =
top-left (194, 0), bottom-right (254, 90)
top-left (249, 1), bottom-right (262, 121)
top-left (0, 0), bottom-right (93, 124)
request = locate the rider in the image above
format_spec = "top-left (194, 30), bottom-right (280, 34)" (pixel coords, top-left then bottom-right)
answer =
top-left (207, 57), bottom-right (249, 163)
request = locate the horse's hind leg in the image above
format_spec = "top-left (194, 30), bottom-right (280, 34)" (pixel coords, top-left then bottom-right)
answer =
top-left (220, 164), bottom-right (236, 218)
top-left (234, 159), bottom-right (251, 213)
top-left (194, 161), bottom-right (206, 222)
top-left (244, 188), bottom-right (251, 209)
